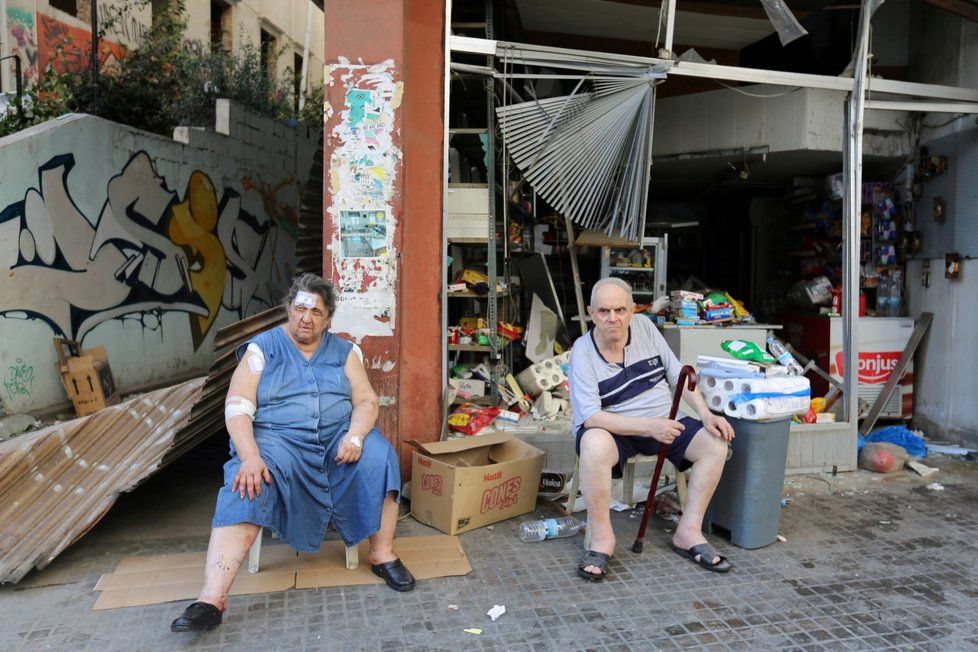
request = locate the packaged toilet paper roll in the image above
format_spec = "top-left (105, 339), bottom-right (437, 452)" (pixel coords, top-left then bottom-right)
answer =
top-left (737, 377), bottom-right (810, 395)
top-left (723, 398), bottom-right (743, 419)
top-left (740, 396), bottom-right (810, 420)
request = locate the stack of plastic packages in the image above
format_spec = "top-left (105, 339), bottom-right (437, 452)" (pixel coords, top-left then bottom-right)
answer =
top-left (698, 355), bottom-right (810, 421)
top-left (670, 290), bottom-right (703, 325)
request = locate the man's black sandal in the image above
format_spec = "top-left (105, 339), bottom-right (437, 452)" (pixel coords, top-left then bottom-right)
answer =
top-left (170, 601), bottom-right (223, 632)
top-left (371, 558), bottom-right (416, 591)
top-left (669, 542), bottom-right (732, 573)
top-left (577, 549), bottom-right (611, 582)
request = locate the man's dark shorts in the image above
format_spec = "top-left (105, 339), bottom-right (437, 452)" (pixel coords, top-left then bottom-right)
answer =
top-left (575, 416), bottom-right (704, 479)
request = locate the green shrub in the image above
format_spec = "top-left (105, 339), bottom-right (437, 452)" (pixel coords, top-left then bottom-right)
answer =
top-left (1, 0), bottom-right (323, 139)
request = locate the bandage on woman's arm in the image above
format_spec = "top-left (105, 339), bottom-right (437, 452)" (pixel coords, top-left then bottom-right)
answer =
top-left (225, 350), bottom-right (269, 498)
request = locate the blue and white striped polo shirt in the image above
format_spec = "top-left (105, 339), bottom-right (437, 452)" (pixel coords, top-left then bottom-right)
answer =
top-left (569, 315), bottom-right (684, 431)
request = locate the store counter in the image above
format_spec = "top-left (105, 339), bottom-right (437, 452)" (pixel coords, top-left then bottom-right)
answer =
top-left (660, 323), bottom-right (781, 368)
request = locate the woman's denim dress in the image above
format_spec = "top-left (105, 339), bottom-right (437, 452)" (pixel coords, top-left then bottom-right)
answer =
top-left (211, 326), bottom-right (400, 551)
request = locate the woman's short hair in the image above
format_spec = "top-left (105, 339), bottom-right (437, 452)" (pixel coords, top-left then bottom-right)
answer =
top-left (283, 273), bottom-right (337, 317)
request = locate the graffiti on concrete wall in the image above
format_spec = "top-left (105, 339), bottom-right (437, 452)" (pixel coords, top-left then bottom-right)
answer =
top-left (6, 8), bottom-right (38, 84)
top-left (37, 12), bottom-right (127, 75)
top-left (0, 151), bottom-right (295, 350)
top-left (326, 59), bottom-right (403, 340)
top-left (100, 6), bottom-right (149, 48)
top-left (3, 358), bottom-right (35, 400)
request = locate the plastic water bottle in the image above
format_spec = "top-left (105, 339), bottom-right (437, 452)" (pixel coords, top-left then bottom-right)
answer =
top-left (766, 336), bottom-right (804, 377)
top-left (518, 516), bottom-right (582, 542)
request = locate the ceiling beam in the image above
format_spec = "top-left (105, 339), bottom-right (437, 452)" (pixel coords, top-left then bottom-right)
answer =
top-left (450, 35), bottom-right (978, 102)
top-left (598, 0), bottom-right (803, 20)
top-left (921, 0), bottom-right (978, 22)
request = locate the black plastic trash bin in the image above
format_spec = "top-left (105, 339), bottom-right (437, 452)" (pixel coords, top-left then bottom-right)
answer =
top-left (704, 417), bottom-right (791, 549)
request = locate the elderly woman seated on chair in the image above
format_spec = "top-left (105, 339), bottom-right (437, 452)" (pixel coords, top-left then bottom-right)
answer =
top-left (171, 273), bottom-right (413, 633)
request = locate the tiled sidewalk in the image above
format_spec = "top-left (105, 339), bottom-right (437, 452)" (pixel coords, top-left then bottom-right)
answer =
top-left (2, 443), bottom-right (976, 651)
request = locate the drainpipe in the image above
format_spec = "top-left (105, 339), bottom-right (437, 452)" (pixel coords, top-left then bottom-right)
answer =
top-left (297, 0), bottom-right (313, 111)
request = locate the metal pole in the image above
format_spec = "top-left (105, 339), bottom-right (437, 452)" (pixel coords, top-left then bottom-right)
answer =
top-left (0, 0), bottom-right (10, 94)
top-left (297, 0), bottom-right (314, 111)
top-left (0, 54), bottom-right (22, 123)
top-left (662, 0), bottom-right (676, 59)
top-left (842, 0), bottom-right (878, 431)
top-left (91, 0), bottom-right (99, 115)
top-left (441, 0), bottom-right (453, 394)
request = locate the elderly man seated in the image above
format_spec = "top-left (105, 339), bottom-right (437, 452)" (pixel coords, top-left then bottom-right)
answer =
top-left (568, 278), bottom-right (736, 581)
top-left (171, 273), bottom-right (413, 633)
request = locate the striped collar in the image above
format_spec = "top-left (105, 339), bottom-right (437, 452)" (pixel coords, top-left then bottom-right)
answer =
top-left (589, 325), bottom-right (632, 365)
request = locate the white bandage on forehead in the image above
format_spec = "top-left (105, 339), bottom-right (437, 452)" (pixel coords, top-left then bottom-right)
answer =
top-left (294, 290), bottom-right (317, 308)
top-left (225, 395), bottom-right (257, 421)
top-left (246, 343), bottom-right (264, 374)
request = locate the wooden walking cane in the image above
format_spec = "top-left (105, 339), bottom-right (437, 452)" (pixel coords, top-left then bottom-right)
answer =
top-left (631, 365), bottom-right (696, 553)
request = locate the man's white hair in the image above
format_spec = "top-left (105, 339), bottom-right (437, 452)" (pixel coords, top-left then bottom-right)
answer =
top-left (590, 277), bottom-right (634, 307)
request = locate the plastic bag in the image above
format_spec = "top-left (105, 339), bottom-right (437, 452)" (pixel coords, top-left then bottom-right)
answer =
top-left (858, 442), bottom-right (909, 473)
top-left (758, 0), bottom-right (808, 46)
top-left (859, 425), bottom-right (927, 458)
top-left (448, 403), bottom-right (500, 436)
top-left (721, 339), bottom-right (776, 364)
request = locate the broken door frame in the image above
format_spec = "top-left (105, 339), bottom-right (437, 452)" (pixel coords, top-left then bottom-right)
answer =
top-left (446, 0), bottom-right (978, 440)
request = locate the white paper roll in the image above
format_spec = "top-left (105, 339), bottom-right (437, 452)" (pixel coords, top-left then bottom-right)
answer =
top-left (516, 357), bottom-right (567, 397)
top-left (738, 377), bottom-right (810, 395)
top-left (724, 399), bottom-right (742, 419)
top-left (740, 396), bottom-right (810, 420)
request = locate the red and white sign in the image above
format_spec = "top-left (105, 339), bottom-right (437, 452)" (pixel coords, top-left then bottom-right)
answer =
top-left (834, 351), bottom-right (904, 385)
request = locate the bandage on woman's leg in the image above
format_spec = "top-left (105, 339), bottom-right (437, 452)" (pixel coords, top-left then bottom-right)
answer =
top-left (198, 523), bottom-right (261, 611)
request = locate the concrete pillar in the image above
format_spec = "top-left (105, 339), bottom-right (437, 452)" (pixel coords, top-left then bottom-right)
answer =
top-left (323, 0), bottom-right (444, 473)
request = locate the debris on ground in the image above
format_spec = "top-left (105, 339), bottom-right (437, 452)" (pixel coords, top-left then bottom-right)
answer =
top-left (776, 534), bottom-right (788, 543)
top-left (463, 628), bottom-right (483, 635)
top-left (487, 604), bottom-right (506, 622)
top-left (448, 604), bottom-right (459, 610)
top-left (907, 460), bottom-right (939, 477)
top-left (925, 443), bottom-right (975, 457)
top-left (0, 413), bottom-right (39, 443)
top-left (926, 482), bottom-right (945, 491)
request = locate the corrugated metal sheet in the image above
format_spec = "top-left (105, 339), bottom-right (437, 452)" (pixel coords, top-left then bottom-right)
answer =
top-left (0, 378), bottom-right (205, 583)
top-left (0, 305), bottom-right (287, 584)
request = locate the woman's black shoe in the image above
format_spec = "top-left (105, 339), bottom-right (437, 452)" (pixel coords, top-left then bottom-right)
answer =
top-left (170, 601), bottom-right (223, 632)
top-left (370, 558), bottom-right (416, 592)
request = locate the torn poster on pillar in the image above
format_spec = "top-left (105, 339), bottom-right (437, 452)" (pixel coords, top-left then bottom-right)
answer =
top-left (326, 59), bottom-right (402, 341)
top-left (340, 209), bottom-right (389, 258)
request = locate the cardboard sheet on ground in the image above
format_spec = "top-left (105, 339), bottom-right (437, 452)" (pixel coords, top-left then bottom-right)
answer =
top-left (91, 535), bottom-right (469, 610)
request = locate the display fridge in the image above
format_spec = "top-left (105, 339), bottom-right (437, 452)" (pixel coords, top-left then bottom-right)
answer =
top-left (782, 314), bottom-right (914, 419)
top-left (599, 236), bottom-right (667, 303)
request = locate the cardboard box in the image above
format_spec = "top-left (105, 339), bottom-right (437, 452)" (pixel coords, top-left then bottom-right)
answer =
top-left (54, 339), bottom-right (119, 416)
top-left (457, 378), bottom-right (486, 397)
top-left (410, 432), bottom-right (544, 535)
